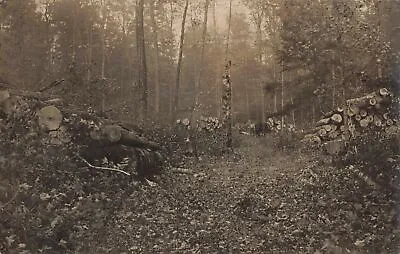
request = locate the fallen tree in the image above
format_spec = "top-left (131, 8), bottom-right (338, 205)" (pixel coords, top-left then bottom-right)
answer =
top-left (0, 88), bottom-right (165, 177)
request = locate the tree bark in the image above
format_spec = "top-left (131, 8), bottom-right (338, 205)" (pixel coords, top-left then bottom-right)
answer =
top-left (150, 0), bottom-right (161, 116)
top-left (172, 0), bottom-right (189, 122)
top-left (136, 0), bottom-right (148, 120)
top-left (192, 0), bottom-right (211, 124)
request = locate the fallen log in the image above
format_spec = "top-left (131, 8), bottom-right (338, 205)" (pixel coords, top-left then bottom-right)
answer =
top-left (90, 125), bottom-right (163, 151)
top-left (316, 118), bottom-right (331, 126)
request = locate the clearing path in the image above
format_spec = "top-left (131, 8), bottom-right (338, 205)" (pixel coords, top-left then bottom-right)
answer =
top-left (1, 135), bottom-right (398, 253)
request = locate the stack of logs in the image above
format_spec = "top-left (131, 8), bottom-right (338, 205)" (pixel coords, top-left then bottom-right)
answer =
top-left (304, 88), bottom-right (398, 144)
top-left (266, 118), bottom-right (282, 132)
top-left (198, 116), bottom-right (222, 132)
top-left (0, 88), bottom-right (165, 177)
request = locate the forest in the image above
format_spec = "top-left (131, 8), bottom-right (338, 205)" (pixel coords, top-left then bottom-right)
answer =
top-left (0, 0), bottom-right (399, 253)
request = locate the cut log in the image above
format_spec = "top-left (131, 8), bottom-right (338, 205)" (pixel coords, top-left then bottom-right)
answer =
top-left (360, 110), bottom-right (367, 118)
top-left (366, 115), bottom-right (374, 123)
top-left (374, 116), bottom-right (382, 127)
top-left (331, 114), bottom-right (343, 123)
top-left (369, 98), bottom-right (377, 106)
top-left (92, 125), bottom-right (163, 151)
top-left (38, 105), bottom-right (63, 131)
top-left (383, 113), bottom-right (389, 120)
top-left (311, 135), bottom-right (322, 145)
top-left (322, 125), bottom-right (333, 132)
top-left (336, 107), bottom-right (344, 113)
top-left (386, 119), bottom-right (394, 126)
top-left (103, 125), bottom-right (123, 143)
top-left (316, 118), bottom-right (331, 126)
top-left (355, 114), bottom-right (362, 121)
top-left (379, 88), bottom-right (390, 97)
top-left (347, 104), bottom-right (359, 117)
top-left (318, 128), bottom-right (327, 137)
top-left (359, 118), bottom-right (369, 128)
top-left (328, 131), bottom-right (339, 139)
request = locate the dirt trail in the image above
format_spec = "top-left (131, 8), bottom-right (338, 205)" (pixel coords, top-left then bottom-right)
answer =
top-left (1, 135), bottom-right (398, 253)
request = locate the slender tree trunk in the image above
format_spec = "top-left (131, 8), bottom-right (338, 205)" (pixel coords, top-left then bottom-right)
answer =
top-left (192, 0), bottom-right (210, 124)
top-left (291, 94), bottom-right (295, 127)
top-left (136, 0), bottom-right (148, 120)
top-left (213, 0), bottom-right (220, 117)
top-left (225, 0), bottom-right (232, 61)
top-left (169, 1), bottom-right (174, 118)
top-left (87, 22), bottom-right (93, 81)
top-left (150, 0), bottom-right (161, 116)
top-left (256, 14), bottom-right (265, 123)
top-left (101, 18), bottom-right (107, 79)
top-left (72, 6), bottom-right (77, 65)
top-left (273, 61), bottom-right (277, 113)
top-left (100, 1), bottom-right (107, 115)
top-left (331, 50), bottom-right (335, 109)
top-left (172, 0), bottom-right (189, 121)
top-left (281, 59), bottom-right (284, 126)
top-left (225, 0), bottom-right (233, 119)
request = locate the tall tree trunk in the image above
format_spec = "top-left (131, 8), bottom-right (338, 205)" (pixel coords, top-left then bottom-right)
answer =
top-left (225, 0), bottom-right (232, 61)
top-left (273, 61), bottom-right (277, 113)
top-left (172, 0), bottom-right (189, 121)
top-left (150, 0), bottom-right (161, 116)
top-left (213, 0), bottom-right (220, 117)
top-left (87, 21), bottom-right (93, 81)
top-left (100, 1), bottom-right (107, 115)
top-left (169, 1), bottom-right (175, 119)
top-left (136, 0), bottom-right (148, 120)
top-left (331, 50), bottom-right (335, 109)
top-left (192, 0), bottom-right (210, 124)
top-left (281, 59), bottom-right (284, 126)
top-left (255, 13), bottom-right (265, 123)
top-left (72, 5), bottom-right (77, 65)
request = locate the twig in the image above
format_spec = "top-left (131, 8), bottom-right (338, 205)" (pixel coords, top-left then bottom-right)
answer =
top-left (76, 154), bottom-right (131, 176)
top-left (170, 167), bottom-right (193, 175)
top-left (39, 79), bottom-right (65, 93)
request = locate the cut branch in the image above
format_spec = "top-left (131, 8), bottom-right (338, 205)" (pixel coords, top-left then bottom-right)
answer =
top-left (77, 154), bottom-right (131, 176)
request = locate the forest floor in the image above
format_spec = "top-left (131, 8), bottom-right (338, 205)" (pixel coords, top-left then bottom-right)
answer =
top-left (0, 133), bottom-right (399, 253)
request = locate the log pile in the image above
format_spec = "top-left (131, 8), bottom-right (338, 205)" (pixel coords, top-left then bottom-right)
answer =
top-left (303, 88), bottom-right (398, 146)
top-left (0, 88), bottom-right (164, 177)
top-left (266, 118), bottom-right (295, 133)
top-left (198, 116), bottom-right (222, 132)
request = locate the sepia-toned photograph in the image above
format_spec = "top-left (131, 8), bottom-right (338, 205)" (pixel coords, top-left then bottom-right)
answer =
top-left (0, 0), bottom-right (399, 253)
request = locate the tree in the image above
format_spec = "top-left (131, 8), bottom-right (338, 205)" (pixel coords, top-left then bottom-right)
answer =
top-left (172, 0), bottom-right (189, 121)
top-left (149, 0), bottom-right (161, 116)
top-left (191, 0), bottom-right (210, 124)
top-left (135, 0), bottom-right (148, 120)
